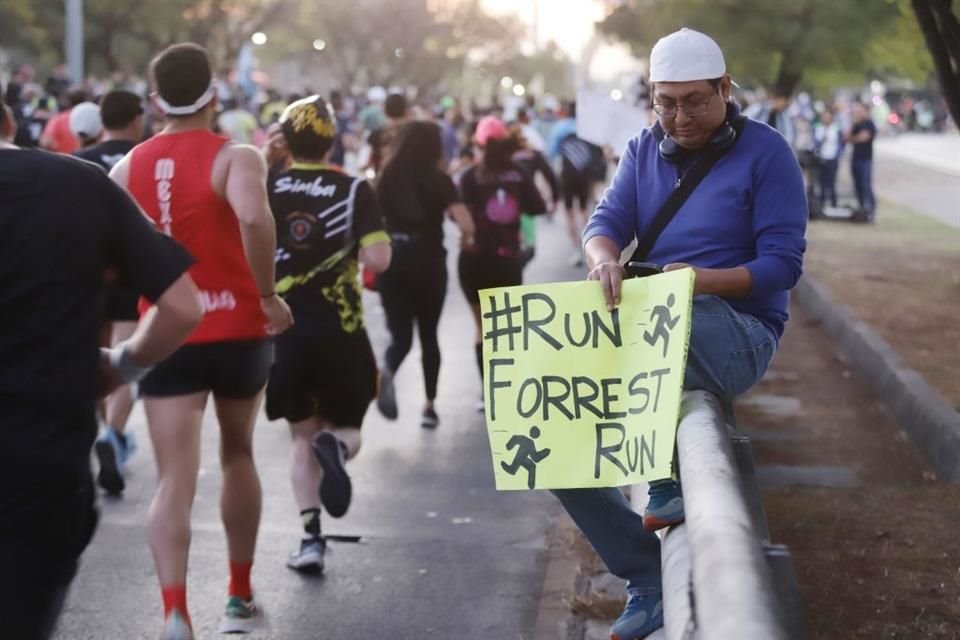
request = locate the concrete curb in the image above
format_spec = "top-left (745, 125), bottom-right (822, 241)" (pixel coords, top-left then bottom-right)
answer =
top-left (793, 276), bottom-right (960, 480)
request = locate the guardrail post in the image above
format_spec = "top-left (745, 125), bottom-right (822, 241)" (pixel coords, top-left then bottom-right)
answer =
top-left (659, 523), bottom-right (697, 640)
top-left (676, 391), bottom-right (787, 640)
top-left (730, 435), bottom-right (771, 542)
top-left (764, 544), bottom-right (806, 640)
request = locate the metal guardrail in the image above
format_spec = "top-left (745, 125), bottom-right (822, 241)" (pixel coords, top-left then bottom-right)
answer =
top-left (632, 390), bottom-right (804, 640)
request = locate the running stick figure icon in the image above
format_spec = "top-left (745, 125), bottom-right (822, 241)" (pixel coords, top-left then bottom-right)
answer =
top-left (500, 426), bottom-right (551, 490)
top-left (643, 293), bottom-right (680, 357)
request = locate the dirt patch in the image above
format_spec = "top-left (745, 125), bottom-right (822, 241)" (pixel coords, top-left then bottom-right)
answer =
top-left (767, 487), bottom-right (960, 640)
top-left (743, 301), bottom-right (960, 639)
top-left (804, 203), bottom-right (960, 409)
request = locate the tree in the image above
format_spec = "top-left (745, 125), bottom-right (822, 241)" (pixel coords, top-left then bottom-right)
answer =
top-left (598, 0), bottom-right (901, 97)
top-left (1, 0), bottom-right (292, 76)
top-left (261, 0), bottom-right (525, 95)
top-left (911, 0), bottom-right (960, 125)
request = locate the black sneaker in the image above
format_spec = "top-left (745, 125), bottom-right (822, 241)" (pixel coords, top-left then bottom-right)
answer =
top-left (312, 432), bottom-right (352, 518)
top-left (421, 407), bottom-right (439, 429)
top-left (94, 434), bottom-right (124, 495)
top-left (286, 536), bottom-right (326, 573)
top-left (376, 369), bottom-right (398, 420)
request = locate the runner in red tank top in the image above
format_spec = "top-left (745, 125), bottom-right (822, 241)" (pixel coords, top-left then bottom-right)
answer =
top-left (109, 43), bottom-right (292, 640)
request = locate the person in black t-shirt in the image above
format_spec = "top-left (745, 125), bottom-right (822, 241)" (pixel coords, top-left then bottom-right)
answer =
top-left (0, 95), bottom-right (202, 640)
top-left (846, 101), bottom-right (877, 221)
top-left (509, 123), bottom-right (560, 266)
top-left (72, 90), bottom-right (149, 495)
top-left (366, 92), bottom-right (409, 176)
top-left (74, 90), bottom-right (144, 172)
top-left (458, 116), bottom-right (547, 387)
top-left (374, 120), bottom-right (475, 428)
top-left (265, 96), bottom-right (392, 572)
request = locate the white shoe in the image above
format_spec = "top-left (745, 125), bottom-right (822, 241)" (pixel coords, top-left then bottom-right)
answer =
top-left (286, 536), bottom-right (326, 573)
top-left (218, 596), bottom-right (266, 634)
top-left (160, 611), bottom-right (193, 640)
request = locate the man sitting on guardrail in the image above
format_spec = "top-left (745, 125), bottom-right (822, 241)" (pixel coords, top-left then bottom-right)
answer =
top-left (552, 28), bottom-right (807, 640)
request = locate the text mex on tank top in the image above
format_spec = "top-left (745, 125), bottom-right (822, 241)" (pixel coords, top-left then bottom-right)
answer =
top-left (127, 129), bottom-right (267, 344)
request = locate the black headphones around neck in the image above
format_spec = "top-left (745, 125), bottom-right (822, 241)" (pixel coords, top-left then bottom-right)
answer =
top-left (653, 102), bottom-right (744, 163)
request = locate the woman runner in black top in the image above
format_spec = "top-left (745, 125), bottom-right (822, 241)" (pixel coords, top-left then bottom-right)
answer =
top-left (458, 116), bottom-right (547, 388)
top-left (265, 96), bottom-right (391, 572)
top-left (374, 121), bottom-right (475, 428)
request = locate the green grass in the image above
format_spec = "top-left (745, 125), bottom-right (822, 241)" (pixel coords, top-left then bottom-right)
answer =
top-left (808, 198), bottom-right (960, 255)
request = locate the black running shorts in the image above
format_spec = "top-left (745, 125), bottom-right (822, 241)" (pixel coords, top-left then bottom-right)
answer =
top-left (266, 325), bottom-right (377, 427)
top-left (458, 251), bottom-right (523, 306)
top-left (139, 339), bottom-right (274, 398)
top-left (561, 171), bottom-right (591, 211)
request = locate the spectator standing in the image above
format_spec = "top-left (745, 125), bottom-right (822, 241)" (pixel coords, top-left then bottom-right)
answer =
top-left (846, 101), bottom-right (877, 221)
top-left (813, 108), bottom-right (844, 209)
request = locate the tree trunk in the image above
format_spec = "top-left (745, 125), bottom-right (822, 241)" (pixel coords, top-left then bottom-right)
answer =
top-left (929, 0), bottom-right (960, 65)
top-left (773, 65), bottom-right (803, 98)
top-left (911, 0), bottom-right (960, 127)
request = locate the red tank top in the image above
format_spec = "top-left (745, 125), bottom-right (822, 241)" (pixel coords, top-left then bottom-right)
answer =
top-left (128, 129), bottom-right (267, 344)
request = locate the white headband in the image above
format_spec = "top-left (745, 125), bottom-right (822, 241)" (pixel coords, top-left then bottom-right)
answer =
top-left (154, 85), bottom-right (216, 116)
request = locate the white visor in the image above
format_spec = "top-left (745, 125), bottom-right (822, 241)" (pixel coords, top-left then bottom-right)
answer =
top-left (154, 85), bottom-right (216, 116)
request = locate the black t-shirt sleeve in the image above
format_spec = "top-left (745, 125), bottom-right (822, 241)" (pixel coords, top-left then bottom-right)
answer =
top-left (100, 175), bottom-right (194, 302)
top-left (352, 179), bottom-right (387, 244)
top-left (433, 171), bottom-right (462, 209)
top-left (458, 169), bottom-right (476, 208)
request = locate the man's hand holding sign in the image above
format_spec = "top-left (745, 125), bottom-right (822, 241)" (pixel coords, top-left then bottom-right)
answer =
top-left (585, 235), bottom-right (753, 310)
top-left (480, 269), bottom-right (694, 490)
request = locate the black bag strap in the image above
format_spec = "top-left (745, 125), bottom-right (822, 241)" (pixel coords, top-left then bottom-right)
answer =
top-left (629, 116), bottom-right (746, 263)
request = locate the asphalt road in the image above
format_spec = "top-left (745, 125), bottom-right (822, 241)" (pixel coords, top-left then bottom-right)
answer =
top-left (54, 216), bottom-right (584, 640)
top-left (872, 148), bottom-right (960, 228)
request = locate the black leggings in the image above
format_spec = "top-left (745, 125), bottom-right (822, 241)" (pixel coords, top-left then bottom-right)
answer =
top-left (378, 249), bottom-right (447, 400)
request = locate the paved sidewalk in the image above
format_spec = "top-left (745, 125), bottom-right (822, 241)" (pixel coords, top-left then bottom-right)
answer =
top-left (875, 132), bottom-right (960, 177)
top-left (865, 132), bottom-right (959, 229)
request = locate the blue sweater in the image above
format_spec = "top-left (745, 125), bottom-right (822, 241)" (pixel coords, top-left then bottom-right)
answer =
top-left (583, 117), bottom-right (807, 341)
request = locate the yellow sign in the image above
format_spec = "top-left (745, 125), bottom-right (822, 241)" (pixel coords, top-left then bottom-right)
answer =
top-left (481, 269), bottom-right (694, 490)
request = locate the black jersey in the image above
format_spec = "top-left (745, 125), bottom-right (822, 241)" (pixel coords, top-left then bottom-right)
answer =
top-left (268, 164), bottom-right (386, 332)
top-left (459, 164), bottom-right (547, 258)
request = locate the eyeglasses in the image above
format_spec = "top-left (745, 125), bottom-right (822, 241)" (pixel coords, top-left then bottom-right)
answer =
top-left (652, 93), bottom-right (715, 118)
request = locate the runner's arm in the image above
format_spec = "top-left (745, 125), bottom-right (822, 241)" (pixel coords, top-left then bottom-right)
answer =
top-left (447, 203), bottom-right (475, 246)
top-left (447, 171), bottom-right (475, 245)
top-left (99, 174), bottom-right (202, 391)
top-left (534, 151), bottom-right (561, 203)
top-left (224, 145), bottom-right (279, 296)
top-left (354, 180), bottom-right (392, 273)
top-left (126, 274), bottom-right (202, 365)
top-left (359, 236), bottom-right (391, 274)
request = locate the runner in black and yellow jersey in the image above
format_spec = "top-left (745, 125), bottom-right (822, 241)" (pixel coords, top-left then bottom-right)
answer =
top-left (266, 96), bottom-right (391, 572)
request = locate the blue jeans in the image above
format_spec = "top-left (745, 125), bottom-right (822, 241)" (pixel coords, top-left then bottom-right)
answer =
top-left (851, 159), bottom-right (875, 213)
top-left (818, 158), bottom-right (839, 208)
top-left (552, 295), bottom-right (777, 593)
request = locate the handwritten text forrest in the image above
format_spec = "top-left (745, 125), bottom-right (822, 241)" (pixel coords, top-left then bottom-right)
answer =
top-left (480, 272), bottom-right (694, 491)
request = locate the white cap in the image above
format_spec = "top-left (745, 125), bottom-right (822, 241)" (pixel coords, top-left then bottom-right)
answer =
top-left (366, 86), bottom-right (387, 104)
top-left (649, 28), bottom-right (726, 83)
top-left (69, 102), bottom-right (103, 140)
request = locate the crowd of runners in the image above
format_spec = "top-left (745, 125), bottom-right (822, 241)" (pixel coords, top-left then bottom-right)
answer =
top-left (1, 41), bottom-right (609, 640)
